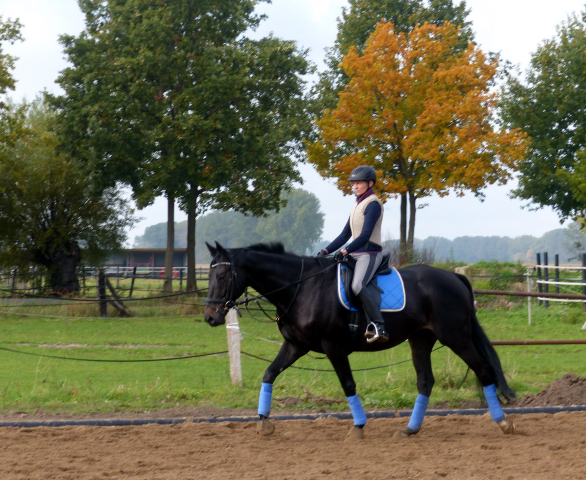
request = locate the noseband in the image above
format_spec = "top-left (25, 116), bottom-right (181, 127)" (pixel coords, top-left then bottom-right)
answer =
top-left (204, 261), bottom-right (238, 314)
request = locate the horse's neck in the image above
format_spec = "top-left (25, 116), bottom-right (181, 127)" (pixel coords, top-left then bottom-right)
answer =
top-left (243, 253), bottom-right (304, 306)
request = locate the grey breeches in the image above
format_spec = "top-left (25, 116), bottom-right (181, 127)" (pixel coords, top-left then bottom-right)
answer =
top-left (351, 252), bottom-right (383, 295)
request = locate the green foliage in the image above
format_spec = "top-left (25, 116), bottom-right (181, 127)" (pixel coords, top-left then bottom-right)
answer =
top-left (0, 101), bottom-right (135, 289)
top-left (51, 0), bottom-right (312, 215)
top-left (135, 188), bottom-right (325, 259)
top-left (252, 188), bottom-right (324, 255)
top-left (500, 10), bottom-right (586, 222)
top-left (0, 15), bottom-right (23, 107)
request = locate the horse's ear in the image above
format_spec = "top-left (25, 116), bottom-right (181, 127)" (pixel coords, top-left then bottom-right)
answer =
top-left (215, 241), bottom-right (230, 258)
top-left (206, 242), bottom-right (217, 257)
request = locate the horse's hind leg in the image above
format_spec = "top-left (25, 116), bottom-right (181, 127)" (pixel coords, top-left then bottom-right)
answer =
top-left (444, 340), bottom-right (516, 434)
top-left (257, 340), bottom-right (308, 436)
top-left (401, 329), bottom-right (437, 437)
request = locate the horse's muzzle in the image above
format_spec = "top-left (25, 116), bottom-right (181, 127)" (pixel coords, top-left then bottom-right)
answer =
top-left (204, 306), bottom-right (226, 327)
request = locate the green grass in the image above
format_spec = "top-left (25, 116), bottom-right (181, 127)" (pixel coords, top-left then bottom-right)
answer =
top-left (0, 300), bottom-right (585, 415)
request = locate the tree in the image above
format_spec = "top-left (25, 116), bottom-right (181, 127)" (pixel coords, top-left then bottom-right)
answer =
top-left (0, 101), bottom-right (134, 292)
top-left (306, 21), bottom-right (527, 260)
top-left (51, 0), bottom-right (311, 293)
top-left (254, 188), bottom-right (324, 255)
top-left (311, 1), bottom-right (474, 260)
top-left (312, 0), bottom-right (474, 114)
top-left (500, 12), bottom-right (586, 224)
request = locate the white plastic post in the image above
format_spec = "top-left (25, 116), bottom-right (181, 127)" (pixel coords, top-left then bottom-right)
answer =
top-left (527, 267), bottom-right (532, 326)
top-left (226, 308), bottom-right (243, 387)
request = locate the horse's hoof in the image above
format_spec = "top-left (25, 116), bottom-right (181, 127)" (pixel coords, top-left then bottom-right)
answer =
top-left (346, 426), bottom-right (364, 441)
top-left (256, 418), bottom-right (275, 436)
top-left (398, 427), bottom-right (418, 437)
top-left (497, 419), bottom-right (516, 435)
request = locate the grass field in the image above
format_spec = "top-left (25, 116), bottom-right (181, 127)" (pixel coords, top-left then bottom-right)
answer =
top-left (1, 292), bottom-right (586, 415)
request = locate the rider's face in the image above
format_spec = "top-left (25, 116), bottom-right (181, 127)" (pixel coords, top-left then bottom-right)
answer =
top-left (352, 180), bottom-right (372, 196)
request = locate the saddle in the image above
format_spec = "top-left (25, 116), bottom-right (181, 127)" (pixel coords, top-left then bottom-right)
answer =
top-left (337, 250), bottom-right (406, 313)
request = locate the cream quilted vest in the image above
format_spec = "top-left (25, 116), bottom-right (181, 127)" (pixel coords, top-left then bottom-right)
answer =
top-left (349, 195), bottom-right (383, 247)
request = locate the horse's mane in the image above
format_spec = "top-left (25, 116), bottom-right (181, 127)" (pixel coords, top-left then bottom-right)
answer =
top-left (245, 242), bottom-right (287, 255)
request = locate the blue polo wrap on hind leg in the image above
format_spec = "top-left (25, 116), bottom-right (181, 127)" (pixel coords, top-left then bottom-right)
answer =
top-left (347, 394), bottom-right (367, 426)
top-left (258, 383), bottom-right (273, 417)
top-left (407, 394), bottom-right (429, 432)
top-left (483, 384), bottom-right (504, 422)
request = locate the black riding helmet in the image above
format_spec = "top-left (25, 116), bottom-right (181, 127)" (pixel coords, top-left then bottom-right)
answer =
top-left (349, 165), bottom-right (376, 183)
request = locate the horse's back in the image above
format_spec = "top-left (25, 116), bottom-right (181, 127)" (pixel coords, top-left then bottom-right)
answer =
top-left (398, 264), bottom-right (473, 312)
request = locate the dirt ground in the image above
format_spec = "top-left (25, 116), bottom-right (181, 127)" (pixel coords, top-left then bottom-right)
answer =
top-left (2, 375), bottom-right (586, 479)
top-left (2, 412), bottom-right (586, 479)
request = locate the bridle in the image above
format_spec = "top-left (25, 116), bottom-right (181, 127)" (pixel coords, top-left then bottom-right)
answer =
top-left (204, 261), bottom-right (239, 314)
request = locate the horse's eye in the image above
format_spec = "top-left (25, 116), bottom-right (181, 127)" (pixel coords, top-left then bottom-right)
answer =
top-left (218, 273), bottom-right (226, 280)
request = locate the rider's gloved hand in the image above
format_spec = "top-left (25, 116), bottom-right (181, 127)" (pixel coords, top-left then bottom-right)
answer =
top-left (334, 249), bottom-right (346, 261)
top-left (316, 249), bottom-right (328, 257)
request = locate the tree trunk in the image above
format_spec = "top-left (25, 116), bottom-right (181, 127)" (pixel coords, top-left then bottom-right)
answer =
top-left (399, 193), bottom-right (408, 265)
top-left (186, 183), bottom-right (198, 295)
top-left (407, 191), bottom-right (417, 262)
top-left (50, 240), bottom-right (81, 293)
top-left (162, 194), bottom-right (175, 294)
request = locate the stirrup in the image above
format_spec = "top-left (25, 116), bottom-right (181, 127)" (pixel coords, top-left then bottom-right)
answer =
top-left (364, 322), bottom-right (388, 343)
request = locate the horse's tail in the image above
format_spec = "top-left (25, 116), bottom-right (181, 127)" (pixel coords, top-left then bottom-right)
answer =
top-left (454, 273), bottom-right (516, 401)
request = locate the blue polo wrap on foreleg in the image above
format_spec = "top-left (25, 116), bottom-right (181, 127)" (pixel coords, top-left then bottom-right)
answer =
top-left (258, 382), bottom-right (273, 417)
top-left (407, 394), bottom-right (429, 432)
top-left (483, 384), bottom-right (504, 422)
top-left (347, 394), bottom-right (367, 426)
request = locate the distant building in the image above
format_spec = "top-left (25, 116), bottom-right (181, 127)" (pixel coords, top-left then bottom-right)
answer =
top-left (105, 248), bottom-right (189, 268)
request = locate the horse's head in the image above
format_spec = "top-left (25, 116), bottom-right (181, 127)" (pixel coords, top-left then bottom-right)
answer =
top-left (204, 242), bottom-right (245, 326)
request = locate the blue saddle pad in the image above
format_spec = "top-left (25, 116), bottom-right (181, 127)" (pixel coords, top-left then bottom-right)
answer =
top-left (337, 264), bottom-right (406, 312)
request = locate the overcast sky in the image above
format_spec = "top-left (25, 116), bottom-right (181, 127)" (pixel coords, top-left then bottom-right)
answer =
top-left (3, 0), bottom-right (585, 245)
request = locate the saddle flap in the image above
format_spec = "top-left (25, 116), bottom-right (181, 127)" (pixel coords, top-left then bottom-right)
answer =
top-left (337, 263), bottom-right (406, 312)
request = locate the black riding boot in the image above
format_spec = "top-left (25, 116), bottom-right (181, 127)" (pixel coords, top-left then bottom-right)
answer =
top-left (358, 287), bottom-right (389, 343)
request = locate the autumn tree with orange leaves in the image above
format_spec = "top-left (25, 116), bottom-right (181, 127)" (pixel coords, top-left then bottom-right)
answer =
top-left (307, 21), bottom-right (527, 262)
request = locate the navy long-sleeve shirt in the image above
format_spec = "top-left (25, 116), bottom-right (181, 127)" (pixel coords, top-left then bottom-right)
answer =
top-left (325, 201), bottom-right (382, 254)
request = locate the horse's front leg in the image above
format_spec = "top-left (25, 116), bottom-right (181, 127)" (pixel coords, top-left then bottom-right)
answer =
top-left (257, 340), bottom-right (308, 436)
top-left (321, 340), bottom-right (366, 441)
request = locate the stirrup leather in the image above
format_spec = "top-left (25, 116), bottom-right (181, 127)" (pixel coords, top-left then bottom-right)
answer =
top-left (364, 322), bottom-right (387, 343)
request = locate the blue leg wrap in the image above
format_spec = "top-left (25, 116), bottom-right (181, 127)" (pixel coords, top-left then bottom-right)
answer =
top-left (407, 394), bottom-right (429, 432)
top-left (483, 384), bottom-right (504, 423)
top-left (258, 383), bottom-right (273, 417)
top-left (347, 394), bottom-right (367, 426)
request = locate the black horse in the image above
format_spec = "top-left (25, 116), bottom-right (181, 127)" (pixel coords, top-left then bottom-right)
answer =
top-left (204, 242), bottom-right (516, 439)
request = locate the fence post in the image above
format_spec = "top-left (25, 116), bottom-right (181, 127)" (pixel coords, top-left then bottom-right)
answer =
top-left (536, 253), bottom-right (542, 306)
top-left (226, 308), bottom-right (243, 387)
top-left (179, 269), bottom-right (183, 291)
top-left (116, 266), bottom-right (120, 289)
top-left (10, 269), bottom-right (16, 297)
top-left (582, 254), bottom-right (586, 312)
top-left (129, 266), bottom-right (137, 298)
top-left (554, 254), bottom-right (559, 295)
top-left (543, 252), bottom-right (549, 308)
top-left (98, 268), bottom-right (107, 317)
top-left (527, 267), bottom-right (532, 326)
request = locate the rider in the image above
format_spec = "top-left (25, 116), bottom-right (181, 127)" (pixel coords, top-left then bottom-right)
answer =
top-left (317, 165), bottom-right (389, 343)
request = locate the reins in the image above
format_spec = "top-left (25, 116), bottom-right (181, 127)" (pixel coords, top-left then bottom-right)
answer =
top-left (276, 258), bottom-right (304, 322)
top-left (205, 257), bottom-right (339, 317)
